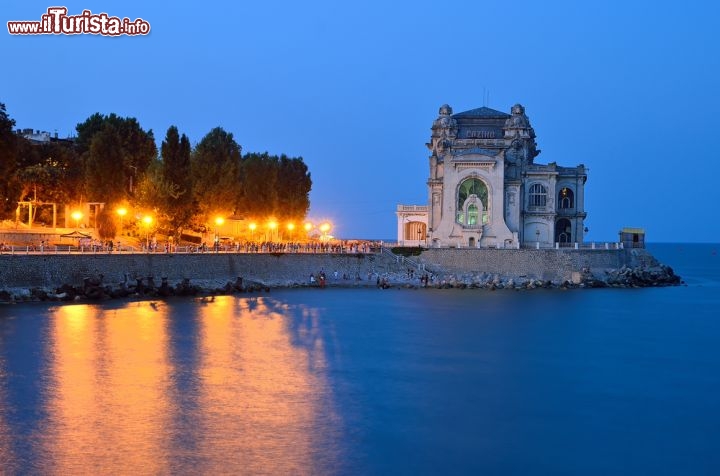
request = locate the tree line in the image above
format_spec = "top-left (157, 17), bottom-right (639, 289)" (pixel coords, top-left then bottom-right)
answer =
top-left (0, 102), bottom-right (312, 239)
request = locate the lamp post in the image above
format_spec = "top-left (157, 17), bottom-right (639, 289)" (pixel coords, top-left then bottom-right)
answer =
top-left (417, 228), bottom-right (422, 246)
top-left (117, 207), bottom-right (127, 235)
top-left (143, 215), bottom-right (153, 252)
top-left (249, 222), bottom-right (257, 242)
top-left (214, 216), bottom-right (224, 252)
top-left (71, 210), bottom-right (83, 230)
top-left (319, 222), bottom-right (331, 242)
top-left (287, 222), bottom-right (295, 242)
top-left (535, 228), bottom-right (540, 249)
top-left (268, 220), bottom-right (278, 242)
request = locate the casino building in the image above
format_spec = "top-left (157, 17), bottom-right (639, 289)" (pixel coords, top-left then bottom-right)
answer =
top-left (397, 103), bottom-right (587, 248)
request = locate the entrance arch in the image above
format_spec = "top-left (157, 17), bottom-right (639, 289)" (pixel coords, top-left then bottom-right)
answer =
top-left (555, 218), bottom-right (572, 243)
top-left (404, 221), bottom-right (427, 244)
top-left (468, 236), bottom-right (475, 248)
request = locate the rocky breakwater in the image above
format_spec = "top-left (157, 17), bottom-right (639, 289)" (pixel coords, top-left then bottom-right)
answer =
top-left (0, 274), bottom-right (272, 304)
top-left (420, 248), bottom-right (682, 290)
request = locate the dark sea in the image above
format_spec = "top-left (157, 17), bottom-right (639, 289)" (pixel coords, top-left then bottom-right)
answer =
top-left (1, 243), bottom-right (718, 475)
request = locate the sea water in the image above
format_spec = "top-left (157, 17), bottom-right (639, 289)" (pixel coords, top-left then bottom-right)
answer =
top-left (0, 243), bottom-right (718, 475)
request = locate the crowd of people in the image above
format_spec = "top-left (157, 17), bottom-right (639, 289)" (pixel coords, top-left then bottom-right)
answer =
top-left (194, 240), bottom-right (382, 254)
top-left (1, 239), bottom-right (384, 254)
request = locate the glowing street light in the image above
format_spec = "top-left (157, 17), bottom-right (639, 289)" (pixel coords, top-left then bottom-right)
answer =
top-left (319, 222), bottom-right (331, 241)
top-left (117, 207), bottom-right (127, 234)
top-left (287, 222), bottom-right (295, 241)
top-left (268, 220), bottom-right (278, 242)
top-left (143, 215), bottom-right (153, 251)
top-left (71, 210), bottom-right (83, 230)
top-left (249, 222), bottom-right (257, 241)
top-left (214, 216), bottom-right (224, 251)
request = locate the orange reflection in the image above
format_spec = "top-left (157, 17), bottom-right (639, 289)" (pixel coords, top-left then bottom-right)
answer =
top-left (42, 302), bottom-right (172, 473)
top-left (196, 296), bottom-right (335, 473)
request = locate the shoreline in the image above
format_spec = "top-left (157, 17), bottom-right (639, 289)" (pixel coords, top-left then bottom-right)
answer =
top-left (0, 263), bottom-right (683, 305)
top-left (0, 248), bottom-right (682, 304)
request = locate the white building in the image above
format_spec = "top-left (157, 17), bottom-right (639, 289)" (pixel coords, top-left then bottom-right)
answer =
top-left (397, 104), bottom-right (587, 248)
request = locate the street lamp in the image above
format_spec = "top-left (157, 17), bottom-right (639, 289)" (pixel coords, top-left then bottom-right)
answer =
top-left (319, 222), bottom-right (331, 242)
top-left (249, 222), bottom-right (257, 241)
top-left (71, 210), bottom-right (83, 230)
top-left (117, 207), bottom-right (127, 234)
top-left (268, 220), bottom-right (278, 242)
top-left (535, 228), bottom-right (540, 249)
top-left (214, 216), bottom-right (224, 251)
top-left (287, 222), bottom-right (295, 242)
top-left (143, 215), bottom-right (153, 251)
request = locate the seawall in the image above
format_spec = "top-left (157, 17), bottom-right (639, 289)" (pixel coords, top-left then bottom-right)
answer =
top-left (0, 252), bottom-right (404, 289)
top-left (0, 248), bottom-right (677, 294)
top-left (417, 248), bottom-right (645, 280)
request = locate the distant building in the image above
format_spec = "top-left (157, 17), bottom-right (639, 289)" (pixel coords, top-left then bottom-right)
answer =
top-left (397, 103), bottom-right (587, 248)
top-left (16, 128), bottom-right (74, 145)
top-left (619, 227), bottom-right (645, 249)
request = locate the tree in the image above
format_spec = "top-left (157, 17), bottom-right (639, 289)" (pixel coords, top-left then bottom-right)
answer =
top-left (76, 113), bottom-right (156, 201)
top-left (238, 152), bottom-right (277, 218)
top-left (15, 140), bottom-right (83, 206)
top-left (161, 126), bottom-right (194, 237)
top-left (238, 152), bottom-right (311, 221)
top-left (84, 123), bottom-right (126, 204)
top-left (277, 154), bottom-right (311, 219)
top-left (191, 127), bottom-right (242, 221)
top-left (0, 103), bottom-right (17, 216)
top-left (95, 207), bottom-right (118, 240)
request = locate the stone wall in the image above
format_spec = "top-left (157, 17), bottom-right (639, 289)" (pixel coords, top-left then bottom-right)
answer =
top-left (0, 248), bottom-right (651, 291)
top-left (0, 252), bottom-right (407, 289)
top-left (416, 248), bottom-right (627, 281)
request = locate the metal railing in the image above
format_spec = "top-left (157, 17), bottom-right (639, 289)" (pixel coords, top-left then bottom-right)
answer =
top-left (0, 242), bottom-right (385, 255)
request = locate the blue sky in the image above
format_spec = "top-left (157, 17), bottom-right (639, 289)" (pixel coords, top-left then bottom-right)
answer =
top-left (2, 0), bottom-right (719, 241)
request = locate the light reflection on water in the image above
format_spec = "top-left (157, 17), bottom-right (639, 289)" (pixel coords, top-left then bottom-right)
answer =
top-left (2, 296), bottom-right (340, 475)
top-left (2, 247), bottom-right (719, 475)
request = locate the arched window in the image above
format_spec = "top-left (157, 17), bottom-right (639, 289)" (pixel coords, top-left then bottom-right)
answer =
top-left (558, 187), bottom-right (574, 209)
top-left (529, 183), bottom-right (547, 207)
top-left (456, 178), bottom-right (489, 225)
top-left (555, 218), bottom-right (572, 243)
top-left (467, 204), bottom-right (478, 225)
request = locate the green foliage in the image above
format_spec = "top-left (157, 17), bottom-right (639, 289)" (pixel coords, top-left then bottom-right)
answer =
top-left (76, 112), bottom-right (157, 203)
top-left (0, 104), bottom-right (315, 232)
top-left (0, 103), bottom-right (82, 218)
top-left (84, 123), bottom-right (126, 204)
top-left (133, 160), bottom-right (165, 211)
top-left (0, 103), bottom-right (17, 215)
top-left (160, 126), bottom-right (194, 237)
top-left (238, 152), bottom-right (311, 221)
top-left (191, 127), bottom-right (242, 220)
top-left (15, 142), bottom-right (82, 205)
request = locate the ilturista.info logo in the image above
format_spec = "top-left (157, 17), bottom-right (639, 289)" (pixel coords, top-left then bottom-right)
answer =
top-left (7, 7), bottom-right (150, 36)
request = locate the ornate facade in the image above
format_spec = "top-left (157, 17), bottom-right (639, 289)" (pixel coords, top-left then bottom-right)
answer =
top-left (396, 104), bottom-right (587, 248)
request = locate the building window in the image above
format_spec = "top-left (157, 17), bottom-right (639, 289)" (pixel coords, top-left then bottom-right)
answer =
top-left (529, 183), bottom-right (547, 207)
top-left (559, 187), bottom-right (574, 209)
top-left (555, 218), bottom-right (572, 243)
top-left (467, 204), bottom-right (478, 225)
top-left (457, 178), bottom-right (488, 225)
